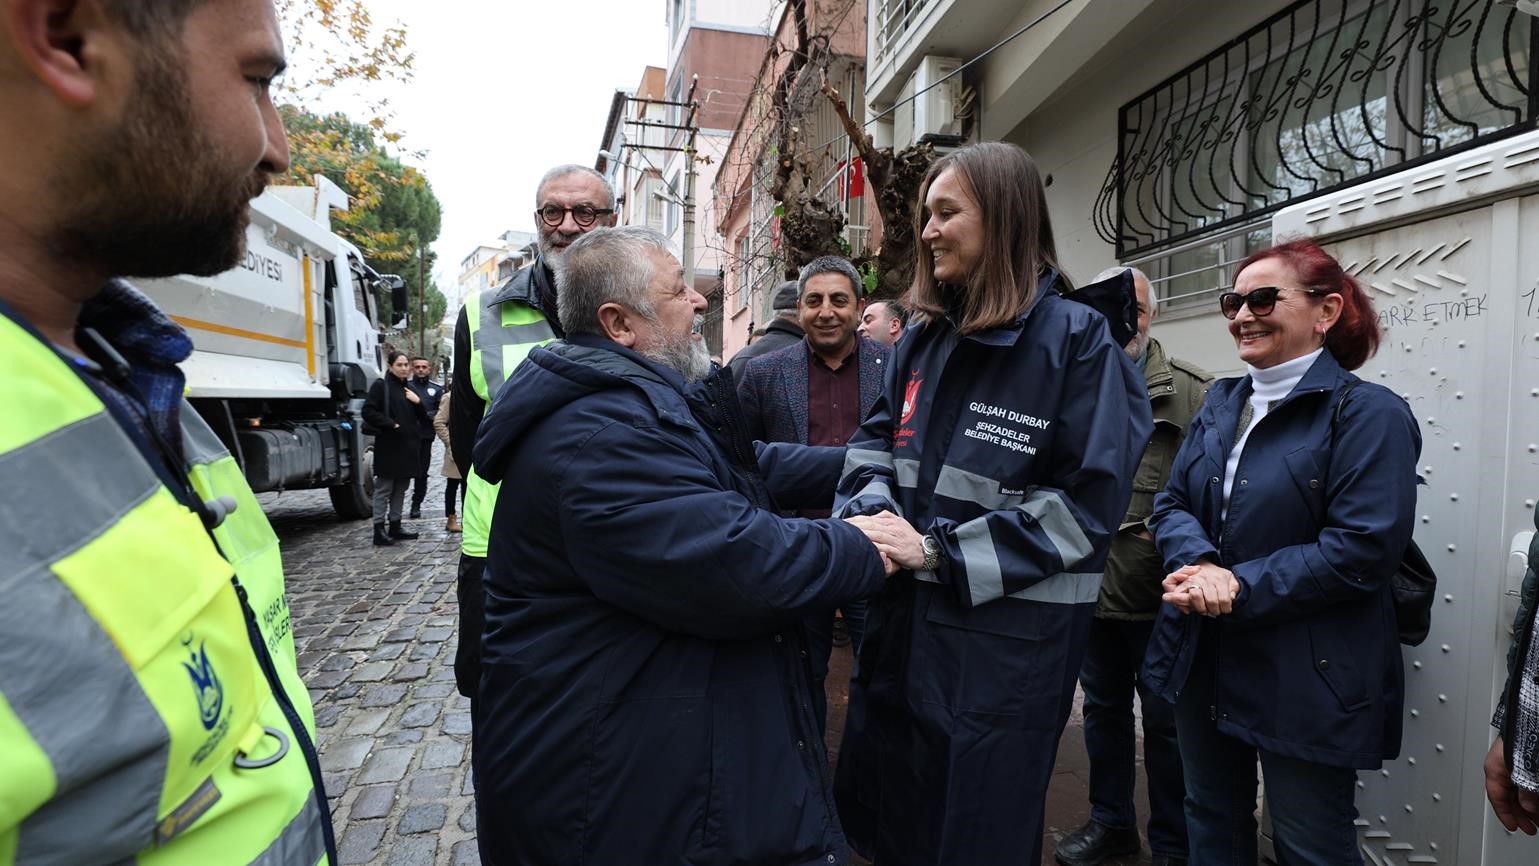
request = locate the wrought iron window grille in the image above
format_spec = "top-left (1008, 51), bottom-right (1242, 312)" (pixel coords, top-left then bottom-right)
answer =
top-left (1095, 0), bottom-right (1538, 260)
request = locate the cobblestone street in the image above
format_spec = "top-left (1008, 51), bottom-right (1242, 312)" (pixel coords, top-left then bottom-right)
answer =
top-left (260, 465), bottom-right (477, 866)
top-left (261, 446), bottom-right (1151, 866)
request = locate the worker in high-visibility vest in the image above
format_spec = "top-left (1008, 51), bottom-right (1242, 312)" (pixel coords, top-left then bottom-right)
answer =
top-left (0, 1), bottom-right (334, 863)
top-left (447, 165), bottom-right (617, 706)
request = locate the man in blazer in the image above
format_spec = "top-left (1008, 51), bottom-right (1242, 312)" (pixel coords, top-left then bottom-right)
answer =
top-left (737, 255), bottom-right (892, 735)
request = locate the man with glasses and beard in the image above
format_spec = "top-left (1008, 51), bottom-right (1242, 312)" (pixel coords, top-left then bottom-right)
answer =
top-left (0, 1), bottom-right (334, 863)
top-left (470, 226), bottom-right (896, 865)
top-left (448, 164), bottom-right (616, 709)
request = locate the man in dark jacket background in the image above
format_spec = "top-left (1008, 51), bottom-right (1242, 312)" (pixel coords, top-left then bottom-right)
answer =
top-left (727, 279), bottom-right (804, 380)
top-left (405, 355), bottom-right (443, 519)
top-left (1057, 268), bottom-right (1210, 866)
top-left (737, 255), bottom-right (891, 735)
top-left (470, 226), bottom-right (894, 866)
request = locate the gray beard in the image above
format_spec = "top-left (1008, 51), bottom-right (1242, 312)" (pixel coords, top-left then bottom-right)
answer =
top-left (641, 334), bottom-right (712, 383)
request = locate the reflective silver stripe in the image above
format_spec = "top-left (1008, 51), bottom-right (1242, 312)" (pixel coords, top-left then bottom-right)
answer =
top-left (1020, 489), bottom-right (1094, 568)
top-left (840, 447), bottom-right (894, 483)
top-left (249, 797), bottom-right (328, 866)
top-left (180, 401), bottom-right (231, 464)
top-left (932, 465), bottom-right (1024, 509)
top-left (846, 480), bottom-right (898, 512)
top-left (0, 413), bottom-right (170, 863)
top-left (477, 311), bottom-right (554, 399)
top-left (951, 492), bottom-right (1096, 606)
top-left (893, 458), bottom-right (920, 489)
top-left (955, 518), bottom-right (1005, 605)
top-left (913, 568), bottom-right (1102, 605)
top-left (1008, 571), bottom-right (1102, 604)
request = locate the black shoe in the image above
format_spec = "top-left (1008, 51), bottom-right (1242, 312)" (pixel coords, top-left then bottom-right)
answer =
top-left (409, 506), bottom-right (422, 519)
top-left (1054, 820), bottom-right (1140, 866)
top-left (831, 616), bottom-right (851, 648)
top-left (1150, 856), bottom-right (1186, 866)
top-left (388, 521), bottom-right (419, 540)
top-left (372, 523), bottom-right (395, 546)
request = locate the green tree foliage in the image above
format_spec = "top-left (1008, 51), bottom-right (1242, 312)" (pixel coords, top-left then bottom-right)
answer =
top-left (280, 106), bottom-right (444, 351)
top-left (275, 0), bottom-right (414, 143)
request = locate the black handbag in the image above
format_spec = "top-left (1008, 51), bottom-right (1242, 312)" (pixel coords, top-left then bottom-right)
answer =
top-left (1332, 380), bottom-right (1437, 646)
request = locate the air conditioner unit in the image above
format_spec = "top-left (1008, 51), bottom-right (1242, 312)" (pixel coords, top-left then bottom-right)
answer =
top-left (893, 55), bottom-right (963, 151)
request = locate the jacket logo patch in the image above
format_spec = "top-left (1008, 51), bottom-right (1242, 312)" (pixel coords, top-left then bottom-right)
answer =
top-left (900, 371), bottom-right (924, 426)
top-left (182, 635), bottom-right (224, 731)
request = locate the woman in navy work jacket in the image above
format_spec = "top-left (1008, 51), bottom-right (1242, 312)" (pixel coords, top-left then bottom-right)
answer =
top-left (1142, 239), bottom-right (1421, 864)
top-left (836, 142), bottom-right (1151, 864)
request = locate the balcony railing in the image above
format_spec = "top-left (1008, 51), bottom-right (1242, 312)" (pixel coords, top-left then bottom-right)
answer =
top-left (873, 0), bottom-right (935, 68)
top-left (1095, 0), bottom-right (1538, 258)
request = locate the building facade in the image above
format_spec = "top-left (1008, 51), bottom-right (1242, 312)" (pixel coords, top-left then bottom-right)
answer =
top-left (714, 0), bottom-right (875, 363)
top-left (869, 0), bottom-right (1538, 861)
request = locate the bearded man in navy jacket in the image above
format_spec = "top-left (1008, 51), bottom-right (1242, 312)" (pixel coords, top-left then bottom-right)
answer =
top-left (470, 226), bottom-right (894, 866)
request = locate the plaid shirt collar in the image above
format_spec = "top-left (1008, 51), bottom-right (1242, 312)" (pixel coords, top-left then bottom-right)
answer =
top-left (77, 279), bottom-right (193, 451)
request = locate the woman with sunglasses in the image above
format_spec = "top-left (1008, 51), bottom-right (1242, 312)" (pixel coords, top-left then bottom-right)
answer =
top-left (1142, 238), bottom-right (1421, 863)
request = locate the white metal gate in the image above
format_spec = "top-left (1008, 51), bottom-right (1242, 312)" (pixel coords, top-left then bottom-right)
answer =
top-left (1151, 130), bottom-right (1539, 864)
top-left (1281, 136), bottom-right (1539, 865)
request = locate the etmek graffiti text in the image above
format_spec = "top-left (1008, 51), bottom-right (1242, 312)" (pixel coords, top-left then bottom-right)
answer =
top-left (1377, 294), bottom-right (1487, 329)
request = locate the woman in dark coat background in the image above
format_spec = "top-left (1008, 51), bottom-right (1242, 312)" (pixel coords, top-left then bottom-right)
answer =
top-left (1142, 239), bottom-right (1421, 863)
top-left (363, 350), bottom-right (428, 546)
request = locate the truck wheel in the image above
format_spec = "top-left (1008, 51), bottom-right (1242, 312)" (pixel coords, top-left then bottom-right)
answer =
top-left (329, 446), bottom-right (374, 520)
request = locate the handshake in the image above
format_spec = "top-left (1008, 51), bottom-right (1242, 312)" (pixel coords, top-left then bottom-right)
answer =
top-left (845, 510), bottom-right (926, 577)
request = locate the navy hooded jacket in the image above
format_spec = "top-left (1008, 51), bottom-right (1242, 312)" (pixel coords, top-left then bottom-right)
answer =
top-left (831, 273), bottom-right (1152, 864)
top-left (469, 335), bottom-right (885, 866)
top-left (1142, 350), bottom-right (1421, 768)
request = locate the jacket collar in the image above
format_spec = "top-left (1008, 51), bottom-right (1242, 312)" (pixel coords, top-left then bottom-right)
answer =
top-left (561, 333), bottom-right (697, 429)
top-left (487, 255), bottom-right (556, 313)
top-left (957, 268), bottom-right (1066, 347)
top-left (1142, 338), bottom-right (1173, 392)
top-left (764, 317), bottom-right (805, 338)
top-left (1216, 348), bottom-right (1353, 420)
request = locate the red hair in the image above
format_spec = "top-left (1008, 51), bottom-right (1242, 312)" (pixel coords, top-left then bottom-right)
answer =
top-left (1235, 238), bottom-right (1381, 371)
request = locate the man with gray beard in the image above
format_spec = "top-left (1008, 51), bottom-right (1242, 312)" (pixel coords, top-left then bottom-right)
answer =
top-left (448, 164), bottom-right (617, 705)
top-left (470, 226), bottom-right (896, 864)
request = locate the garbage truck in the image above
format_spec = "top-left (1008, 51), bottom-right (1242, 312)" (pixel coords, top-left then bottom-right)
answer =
top-left (135, 175), bottom-right (408, 519)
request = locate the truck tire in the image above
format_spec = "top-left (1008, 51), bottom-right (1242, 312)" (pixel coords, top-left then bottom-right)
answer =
top-left (330, 446), bottom-right (374, 520)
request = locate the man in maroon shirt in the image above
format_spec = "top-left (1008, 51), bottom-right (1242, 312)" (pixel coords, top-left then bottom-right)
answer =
top-left (736, 256), bottom-right (892, 734)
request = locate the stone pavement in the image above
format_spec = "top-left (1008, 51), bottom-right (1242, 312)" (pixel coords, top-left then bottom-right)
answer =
top-left (260, 468), bottom-right (477, 866)
top-left (261, 445), bottom-right (1161, 866)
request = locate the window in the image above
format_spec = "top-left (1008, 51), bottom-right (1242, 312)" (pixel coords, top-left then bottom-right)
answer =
top-left (642, 177), bottom-right (666, 230)
top-left (1100, 0), bottom-right (1535, 310)
top-left (665, 171), bottom-right (681, 236)
top-left (734, 234), bottom-right (750, 313)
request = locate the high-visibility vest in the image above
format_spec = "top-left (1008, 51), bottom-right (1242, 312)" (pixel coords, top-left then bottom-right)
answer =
top-left (461, 283), bottom-right (556, 558)
top-left (0, 309), bottom-right (332, 866)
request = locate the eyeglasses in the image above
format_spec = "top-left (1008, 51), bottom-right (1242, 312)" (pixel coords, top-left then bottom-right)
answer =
top-left (1218, 286), bottom-right (1329, 319)
top-left (535, 204), bottom-right (614, 228)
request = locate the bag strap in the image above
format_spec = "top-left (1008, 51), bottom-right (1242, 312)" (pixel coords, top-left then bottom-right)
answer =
top-left (1329, 378), bottom-right (1361, 444)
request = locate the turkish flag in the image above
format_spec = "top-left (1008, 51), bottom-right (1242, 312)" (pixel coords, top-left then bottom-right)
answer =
top-left (847, 157), bottom-right (865, 198)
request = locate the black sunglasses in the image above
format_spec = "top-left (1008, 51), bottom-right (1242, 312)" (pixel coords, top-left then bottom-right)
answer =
top-left (1218, 286), bottom-right (1329, 319)
top-left (536, 204), bottom-right (614, 228)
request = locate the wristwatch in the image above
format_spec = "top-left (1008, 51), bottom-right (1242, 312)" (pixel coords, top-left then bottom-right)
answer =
top-left (920, 533), bottom-right (942, 572)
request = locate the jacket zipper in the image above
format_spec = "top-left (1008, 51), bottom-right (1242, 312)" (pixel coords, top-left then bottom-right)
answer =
top-left (232, 577), bottom-right (338, 864)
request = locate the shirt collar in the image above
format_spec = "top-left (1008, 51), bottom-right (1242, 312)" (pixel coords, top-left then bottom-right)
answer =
top-left (78, 279), bottom-right (193, 369)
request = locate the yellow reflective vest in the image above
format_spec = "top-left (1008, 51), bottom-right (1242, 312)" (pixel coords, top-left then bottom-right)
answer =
top-left (0, 309), bottom-right (332, 865)
top-left (461, 275), bottom-right (556, 558)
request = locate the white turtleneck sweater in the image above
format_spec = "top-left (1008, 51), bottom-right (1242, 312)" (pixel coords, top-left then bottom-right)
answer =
top-left (1222, 347), bottom-right (1323, 520)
